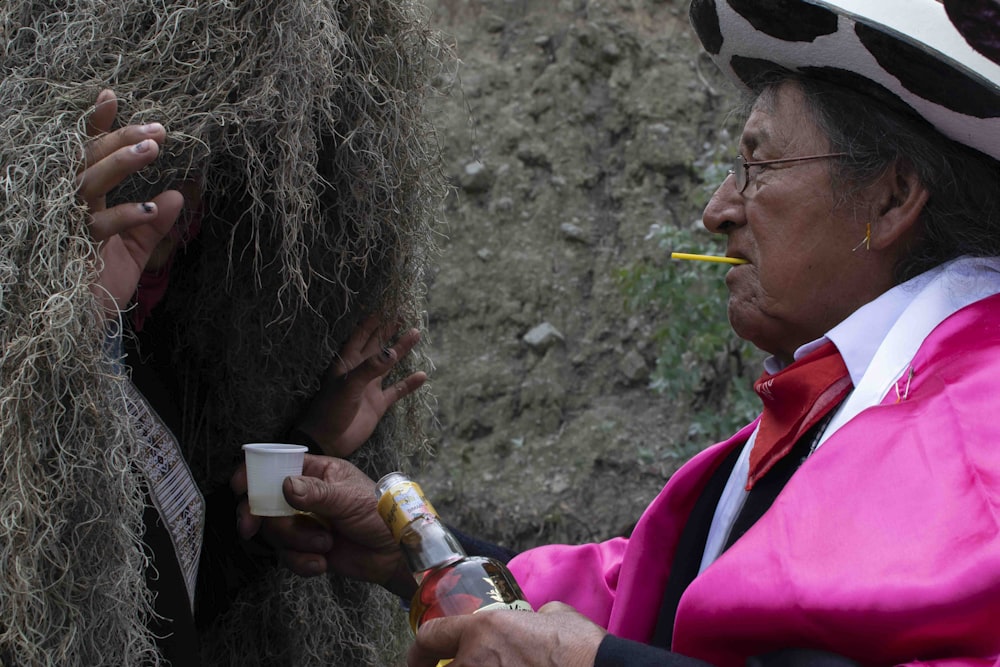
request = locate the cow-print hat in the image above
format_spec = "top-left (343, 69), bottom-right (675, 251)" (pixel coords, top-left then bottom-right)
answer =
top-left (944, 0), bottom-right (1000, 66)
top-left (689, 0), bottom-right (1000, 163)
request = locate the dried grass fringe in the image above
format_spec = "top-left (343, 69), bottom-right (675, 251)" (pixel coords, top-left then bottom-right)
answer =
top-left (0, 0), bottom-right (448, 664)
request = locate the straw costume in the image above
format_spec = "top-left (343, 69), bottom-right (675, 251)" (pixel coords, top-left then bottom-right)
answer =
top-left (0, 0), bottom-right (445, 664)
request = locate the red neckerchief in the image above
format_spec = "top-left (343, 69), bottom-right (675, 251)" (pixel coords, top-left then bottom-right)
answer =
top-left (748, 341), bottom-right (852, 490)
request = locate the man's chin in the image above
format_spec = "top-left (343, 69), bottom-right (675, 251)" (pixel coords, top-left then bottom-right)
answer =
top-left (727, 302), bottom-right (769, 352)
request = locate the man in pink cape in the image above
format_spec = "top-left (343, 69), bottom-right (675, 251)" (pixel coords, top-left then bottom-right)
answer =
top-left (510, 272), bottom-right (1000, 665)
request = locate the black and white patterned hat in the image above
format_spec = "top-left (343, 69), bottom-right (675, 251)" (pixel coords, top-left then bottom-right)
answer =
top-left (689, 0), bottom-right (1000, 162)
top-left (944, 0), bottom-right (1000, 66)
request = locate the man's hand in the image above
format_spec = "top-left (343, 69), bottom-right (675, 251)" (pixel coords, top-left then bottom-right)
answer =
top-left (408, 602), bottom-right (606, 667)
top-left (233, 455), bottom-right (414, 596)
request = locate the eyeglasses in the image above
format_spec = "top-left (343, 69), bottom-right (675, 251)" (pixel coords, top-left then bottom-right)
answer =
top-left (729, 152), bottom-right (846, 193)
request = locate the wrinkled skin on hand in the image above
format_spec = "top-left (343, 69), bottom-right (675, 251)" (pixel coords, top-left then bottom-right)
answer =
top-left (233, 454), bottom-right (414, 596)
top-left (233, 457), bottom-right (607, 666)
top-left (80, 89), bottom-right (183, 316)
top-left (407, 601), bottom-right (606, 667)
top-left (232, 457), bottom-right (606, 666)
top-left (231, 220), bottom-right (427, 593)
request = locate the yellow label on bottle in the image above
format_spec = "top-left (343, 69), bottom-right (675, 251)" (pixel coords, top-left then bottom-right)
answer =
top-left (377, 480), bottom-right (438, 542)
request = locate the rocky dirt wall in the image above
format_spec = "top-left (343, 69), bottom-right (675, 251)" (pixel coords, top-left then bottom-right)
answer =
top-left (414, 0), bottom-right (741, 550)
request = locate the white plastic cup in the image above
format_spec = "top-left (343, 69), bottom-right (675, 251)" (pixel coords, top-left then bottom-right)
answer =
top-left (242, 443), bottom-right (308, 516)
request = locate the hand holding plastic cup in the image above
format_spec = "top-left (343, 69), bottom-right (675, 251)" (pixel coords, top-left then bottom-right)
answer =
top-left (242, 443), bottom-right (308, 516)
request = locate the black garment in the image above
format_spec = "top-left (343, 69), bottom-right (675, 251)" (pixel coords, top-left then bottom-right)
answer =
top-left (596, 635), bottom-right (717, 666)
top-left (126, 335), bottom-right (203, 665)
top-left (451, 526), bottom-right (520, 564)
top-left (595, 637), bottom-right (860, 667)
top-left (651, 443), bottom-right (744, 647)
top-left (126, 335), bottom-right (274, 665)
top-left (143, 502), bottom-right (201, 666)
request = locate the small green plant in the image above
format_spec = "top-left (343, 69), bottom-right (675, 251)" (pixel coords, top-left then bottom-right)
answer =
top-left (618, 144), bottom-right (761, 446)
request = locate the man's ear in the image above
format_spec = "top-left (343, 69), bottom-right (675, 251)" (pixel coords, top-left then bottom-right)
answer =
top-left (868, 159), bottom-right (929, 250)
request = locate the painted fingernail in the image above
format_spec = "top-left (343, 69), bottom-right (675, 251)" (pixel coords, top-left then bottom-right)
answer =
top-left (133, 139), bottom-right (152, 153)
top-left (141, 202), bottom-right (155, 214)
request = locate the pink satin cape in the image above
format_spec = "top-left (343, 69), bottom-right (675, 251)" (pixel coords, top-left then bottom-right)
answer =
top-left (508, 295), bottom-right (1000, 666)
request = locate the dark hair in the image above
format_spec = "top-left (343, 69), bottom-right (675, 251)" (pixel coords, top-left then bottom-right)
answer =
top-left (767, 75), bottom-right (1000, 283)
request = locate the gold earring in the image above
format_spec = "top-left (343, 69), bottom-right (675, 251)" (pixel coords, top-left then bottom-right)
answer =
top-left (853, 223), bottom-right (871, 252)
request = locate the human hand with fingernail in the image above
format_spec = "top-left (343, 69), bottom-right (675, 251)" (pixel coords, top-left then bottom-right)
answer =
top-left (78, 89), bottom-right (183, 317)
top-left (294, 314), bottom-right (428, 457)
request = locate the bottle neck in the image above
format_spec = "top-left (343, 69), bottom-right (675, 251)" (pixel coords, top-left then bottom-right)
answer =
top-left (397, 514), bottom-right (467, 577)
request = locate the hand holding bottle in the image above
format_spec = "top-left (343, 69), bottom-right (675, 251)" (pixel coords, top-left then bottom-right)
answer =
top-left (406, 601), bottom-right (606, 667)
top-left (375, 473), bottom-right (532, 632)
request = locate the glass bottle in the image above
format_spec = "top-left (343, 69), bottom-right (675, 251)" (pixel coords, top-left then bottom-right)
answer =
top-left (375, 472), bottom-right (532, 632)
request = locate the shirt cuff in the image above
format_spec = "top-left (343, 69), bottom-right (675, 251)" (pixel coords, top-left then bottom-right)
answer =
top-left (594, 635), bottom-right (716, 667)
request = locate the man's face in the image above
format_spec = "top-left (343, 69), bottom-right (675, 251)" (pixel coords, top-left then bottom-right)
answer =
top-left (701, 82), bottom-right (895, 363)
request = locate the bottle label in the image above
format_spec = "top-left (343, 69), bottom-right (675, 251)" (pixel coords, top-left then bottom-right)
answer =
top-left (476, 600), bottom-right (533, 613)
top-left (377, 480), bottom-right (438, 542)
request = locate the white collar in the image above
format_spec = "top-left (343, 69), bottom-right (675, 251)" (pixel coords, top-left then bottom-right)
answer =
top-left (762, 256), bottom-right (1000, 388)
top-left (818, 256), bottom-right (1000, 447)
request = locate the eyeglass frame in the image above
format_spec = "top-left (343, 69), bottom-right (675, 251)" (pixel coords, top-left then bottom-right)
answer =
top-left (729, 152), bottom-right (847, 193)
